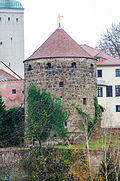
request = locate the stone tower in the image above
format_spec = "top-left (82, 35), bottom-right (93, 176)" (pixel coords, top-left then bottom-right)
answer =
top-left (0, 0), bottom-right (24, 78)
top-left (24, 28), bottom-right (97, 138)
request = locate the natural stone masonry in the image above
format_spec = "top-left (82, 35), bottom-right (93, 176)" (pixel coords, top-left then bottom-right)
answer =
top-left (24, 57), bottom-right (97, 133)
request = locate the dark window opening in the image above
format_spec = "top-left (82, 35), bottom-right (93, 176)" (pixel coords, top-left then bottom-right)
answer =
top-left (0, 17), bottom-right (1, 21)
top-left (83, 98), bottom-right (87, 105)
top-left (116, 105), bottom-right (120, 112)
top-left (115, 85), bottom-right (120, 97)
top-left (8, 17), bottom-right (10, 21)
top-left (27, 65), bottom-right (32, 71)
top-left (97, 87), bottom-right (103, 97)
top-left (60, 96), bottom-right (63, 98)
top-left (0, 42), bottom-right (3, 45)
top-left (12, 89), bottom-right (16, 94)
top-left (59, 82), bottom-right (64, 87)
top-left (64, 121), bottom-right (67, 127)
top-left (90, 64), bottom-right (94, 73)
top-left (9, 62), bottom-right (11, 67)
top-left (97, 69), bottom-right (102, 77)
top-left (106, 86), bottom-right (112, 97)
top-left (22, 90), bottom-right (24, 94)
top-left (47, 63), bottom-right (52, 69)
top-left (115, 69), bottom-right (120, 77)
top-left (71, 62), bottom-right (76, 68)
top-left (16, 18), bottom-right (18, 22)
top-left (11, 37), bottom-right (12, 41)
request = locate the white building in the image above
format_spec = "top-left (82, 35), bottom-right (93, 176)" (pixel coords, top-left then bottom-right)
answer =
top-left (0, 0), bottom-right (24, 78)
top-left (81, 44), bottom-right (120, 128)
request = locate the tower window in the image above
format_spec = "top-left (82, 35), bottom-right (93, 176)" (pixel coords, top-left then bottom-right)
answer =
top-left (8, 17), bottom-right (10, 21)
top-left (47, 62), bottom-right (52, 69)
top-left (90, 64), bottom-right (94, 73)
top-left (59, 82), bottom-right (64, 87)
top-left (12, 89), bottom-right (16, 94)
top-left (0, 17), bottom-right (1, 21)
top-left (71, 62), bottom-right (76, 68)
top-left (0, 42), bottom-right (2, 45)
top-left (16, 18), bottom-right (18, 22)
top-left (83, 98), bottom-right (87, 105)
top-left (27, 65), bottom-right (32, 71)
top-left (10, 37), bottom-right (12, 41)
top-left (64, 121), bottom-right (67, 127)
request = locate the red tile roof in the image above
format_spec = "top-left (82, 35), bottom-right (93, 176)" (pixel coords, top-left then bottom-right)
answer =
top-left (81, 44), bottom-right (120, 66)
top-left (0, 69), bottom-right (18, 81)
top-left (25, 29), bottom-right (94, 61)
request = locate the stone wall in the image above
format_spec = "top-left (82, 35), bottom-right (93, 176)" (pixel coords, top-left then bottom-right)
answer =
top-left (0, 148), bottom-right (29, 165)
top-left (24, 57), bottom-right (97, 133)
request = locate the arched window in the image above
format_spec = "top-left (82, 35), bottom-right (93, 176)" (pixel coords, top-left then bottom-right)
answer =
top-left (71, 62), bottom-right (76, 68)
top-left (47, 62), bottom-right (52, 69)
top-left (90, 64), bottom-right (94, 73)
top-left (27, 65), bottom-right (32, 71)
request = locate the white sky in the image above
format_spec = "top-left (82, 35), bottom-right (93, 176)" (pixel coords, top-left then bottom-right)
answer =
top-left (20, 0), bottom-right (120, 59)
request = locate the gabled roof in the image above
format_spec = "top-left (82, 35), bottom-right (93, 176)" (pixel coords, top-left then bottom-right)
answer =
top-left (0, 61), bottom-right (22, 80)
top-left (25, 29), bottom-right (94, 61)
top-left (81, 44), bottom-right (120, 66)
top-left (0, 69), bottom-right (18, 81)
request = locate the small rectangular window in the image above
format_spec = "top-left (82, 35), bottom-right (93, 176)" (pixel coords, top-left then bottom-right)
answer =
top-left (97, 87), bottom-right (103, 97)
top-left (116, 105), bottom-right (120, 112)
top-left (0, 17), bottom-right (2, 21)
top-left (115, 85), bottom-right (120, 97)
top-left (8, 17), bottom-right (10, 21)
top-left (12, 89), bottom-right (16, 94)
top-left (64, 121), bottom-right (67, 127)
top-left (106, 86), bottom-right (112, 97)
top-left (115, 69), bottom-right (120, 77)
top-left (16, 18), bottom-right (18, 22)
top-left (83, 98), bottom-right (87, 105)
top-left (97, 70), bottom-right (102, 77)
top-left (59, 82), bottom-right (63, 87)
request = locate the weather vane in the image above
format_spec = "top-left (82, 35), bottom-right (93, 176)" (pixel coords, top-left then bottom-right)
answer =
top-left (58, 14), bottom-right (63, 29)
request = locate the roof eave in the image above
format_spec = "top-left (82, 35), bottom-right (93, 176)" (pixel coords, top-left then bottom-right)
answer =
top-left (23, 56), bottom-right (96, 63)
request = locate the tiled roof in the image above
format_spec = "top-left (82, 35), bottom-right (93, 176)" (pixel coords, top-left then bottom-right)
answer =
top-left (81, 44), bottom-right (120, 66)
top-left (26, 29), bottom-right (94, 61)
top-left (0, 69), bottom-right (18, 81)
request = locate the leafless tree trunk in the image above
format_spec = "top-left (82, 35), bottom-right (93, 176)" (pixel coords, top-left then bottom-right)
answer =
top-left (96, 22), bottom-right (120, 58)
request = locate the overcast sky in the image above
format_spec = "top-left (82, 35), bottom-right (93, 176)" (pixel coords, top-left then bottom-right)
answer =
top-left (20, 0), bottom-right (120, 59)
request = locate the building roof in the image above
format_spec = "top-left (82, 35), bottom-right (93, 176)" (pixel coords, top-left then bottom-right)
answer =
top-left (0, 0), bottom-right (23, 9)
top-left (81, 44), bottom-right (120, 66)
top-left (25, 29), bottom-right (94, 61)
top-left (0, 69), bottom-right (18, 81)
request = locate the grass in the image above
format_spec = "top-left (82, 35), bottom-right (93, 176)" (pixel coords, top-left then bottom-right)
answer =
top-left (55, 134), bottom-right (119, 150)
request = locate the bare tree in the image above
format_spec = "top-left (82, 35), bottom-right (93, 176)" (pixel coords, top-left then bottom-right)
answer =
top-left (96, 22), bottom-right (120, 58)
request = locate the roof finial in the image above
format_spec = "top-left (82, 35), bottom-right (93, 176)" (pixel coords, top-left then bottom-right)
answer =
top-left (58, 14), bottom-right (63, 29)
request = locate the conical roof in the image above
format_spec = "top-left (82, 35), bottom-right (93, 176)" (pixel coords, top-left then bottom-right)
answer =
top-left (26, 29), bottom-right (94, 61)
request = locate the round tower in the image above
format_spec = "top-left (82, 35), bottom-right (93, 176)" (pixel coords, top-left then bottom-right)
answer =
top-left (24, 28), bottom-right (97, 139)
top-left (0, 0), bottom-right (24, 78)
